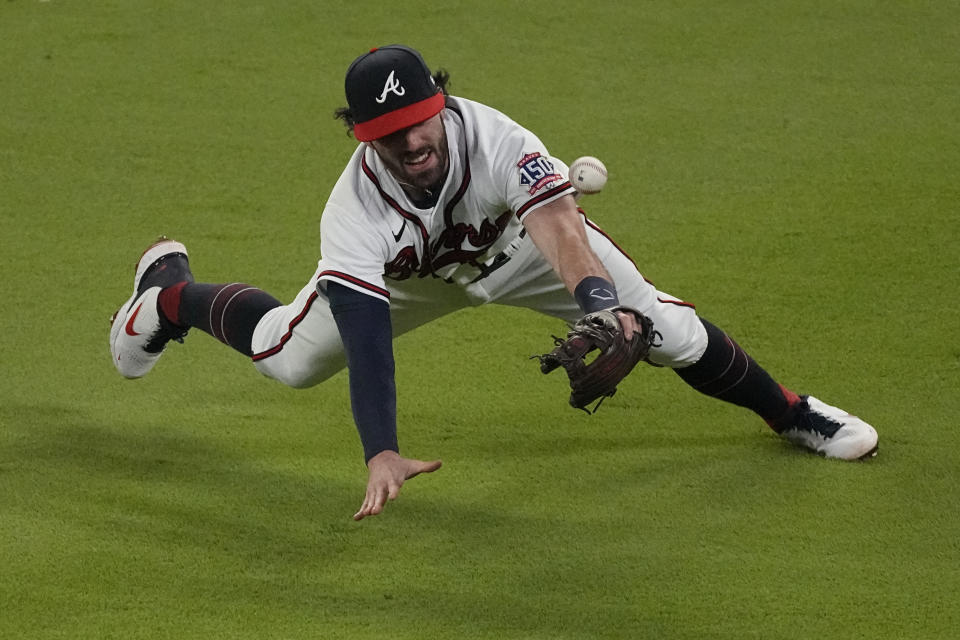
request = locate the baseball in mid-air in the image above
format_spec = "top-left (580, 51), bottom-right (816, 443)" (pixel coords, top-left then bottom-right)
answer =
top-left (569, 156), bottom-right (608, 196)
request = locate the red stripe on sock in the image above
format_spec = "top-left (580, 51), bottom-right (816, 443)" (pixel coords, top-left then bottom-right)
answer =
top-left (766, 384), bottom-right (803, 431)
top-left (779, 384), bottom-right (801, 408)
top-left (157, 281), bottom-right (188, 327)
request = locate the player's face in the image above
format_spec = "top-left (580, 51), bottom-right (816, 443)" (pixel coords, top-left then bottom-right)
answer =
top-left (368, 114), bottom-right (449, 192)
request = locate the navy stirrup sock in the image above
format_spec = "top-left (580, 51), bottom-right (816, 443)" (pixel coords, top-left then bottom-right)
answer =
top-left (675, 318), bottom-right (800, 428)
top-left (159, 282), bottom-right (281, 356)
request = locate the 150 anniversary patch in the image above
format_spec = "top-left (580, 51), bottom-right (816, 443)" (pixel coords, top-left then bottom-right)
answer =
top-left (517, 152), bottom-right (563, 195)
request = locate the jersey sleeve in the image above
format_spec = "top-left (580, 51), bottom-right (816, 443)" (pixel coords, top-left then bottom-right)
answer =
top-left (487, 113), bottom-right (576, 222)
top-left (317, 201), bottom-right (392, 305)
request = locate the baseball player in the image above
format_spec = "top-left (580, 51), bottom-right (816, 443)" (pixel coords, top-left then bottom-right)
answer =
top-left (110, 45), bottom-right (878, 521)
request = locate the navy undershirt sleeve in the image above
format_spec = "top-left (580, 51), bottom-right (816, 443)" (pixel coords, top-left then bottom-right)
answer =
top-left (327, 281), bottom-right (398, 463)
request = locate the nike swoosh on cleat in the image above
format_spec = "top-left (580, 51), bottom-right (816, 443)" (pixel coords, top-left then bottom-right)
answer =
top-left (125, 302), bottom-right (144, 336)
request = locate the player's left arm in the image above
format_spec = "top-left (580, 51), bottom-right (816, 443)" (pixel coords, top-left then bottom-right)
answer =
top-left (522, 194), bottom-right (639, 336)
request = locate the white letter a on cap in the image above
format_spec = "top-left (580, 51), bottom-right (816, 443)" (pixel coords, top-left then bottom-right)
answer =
top-left (376, 70), bottom-right (406, 104)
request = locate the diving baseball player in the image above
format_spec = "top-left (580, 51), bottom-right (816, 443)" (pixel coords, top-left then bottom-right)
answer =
top-left (109, 45), bottom-right (878, 521)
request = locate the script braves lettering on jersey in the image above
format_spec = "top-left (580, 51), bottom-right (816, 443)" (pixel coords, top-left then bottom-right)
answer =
top-left (384, 246), bottom-right (420, 280)
top-left (383, 210), bottom-right (514, 281)
top-left (376, 70), bottom-right (406, 104)
top-left (517, 152), bottom-right (563, 195)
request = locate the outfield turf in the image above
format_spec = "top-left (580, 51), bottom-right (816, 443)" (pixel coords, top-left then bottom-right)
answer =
top-left (2, 1), bottom-right (958, 638)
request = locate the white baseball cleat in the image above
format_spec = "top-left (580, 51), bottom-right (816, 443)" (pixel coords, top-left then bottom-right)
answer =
top-left (110, 237), bottom-right (192, 379)
top-left (779, 395), bottom-right (879, 460)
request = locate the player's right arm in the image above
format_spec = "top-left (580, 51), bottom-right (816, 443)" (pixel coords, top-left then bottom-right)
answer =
top-left (320, 156), bottom-right (442, 520)
top-left (326, 280), bottom-right (441, 522)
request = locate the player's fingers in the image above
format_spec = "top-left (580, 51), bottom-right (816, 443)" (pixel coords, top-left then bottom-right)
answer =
top-left (406, 459), bottom-right (443, 479)
top-left (354, 489), bottom-right (375, 521)
top-left (616, 311), bottom-right (638, 341)
top-left (354, 495), bottom-right (383, 521)
top-left (387, 481), bottom-right (401, 501)
top-left (354, 481), bottom-right (388, 520)
top-left (371, 484), bottom-right (390, 513)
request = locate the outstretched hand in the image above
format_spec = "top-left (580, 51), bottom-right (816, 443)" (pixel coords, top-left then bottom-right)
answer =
top-left (354, 450), bottom-right (442, 521)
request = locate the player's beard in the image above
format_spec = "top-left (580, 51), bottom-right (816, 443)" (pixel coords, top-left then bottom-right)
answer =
top-left (371, 117), bottom-right (450, 198)
top-left (397, 142), bottom-right (448, 193)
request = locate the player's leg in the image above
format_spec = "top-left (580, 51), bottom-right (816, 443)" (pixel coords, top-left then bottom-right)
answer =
top-left (109, 237), bottom-right (257, 379)
top-left (165, 282), bottom-right (282, 357)
top-left (242, 276), bottom-right (343, 388)
top-left (111, 236), bottom-right (473, 386)
top-left (582, 221), bottom-right (879, 460)
top-left (110, 237), bottom-right (335, 386)
top-left (671, 316), bottom-right (879, 459)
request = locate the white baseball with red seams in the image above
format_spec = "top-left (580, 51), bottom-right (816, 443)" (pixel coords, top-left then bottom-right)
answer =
top-left (569, 156), bottom-right (608, 195)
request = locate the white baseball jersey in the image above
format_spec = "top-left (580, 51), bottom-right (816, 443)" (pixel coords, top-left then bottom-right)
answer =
top-left (316, 96), bottom-right (576, 303)
top-left (250, 96), bottom-right (707, 388)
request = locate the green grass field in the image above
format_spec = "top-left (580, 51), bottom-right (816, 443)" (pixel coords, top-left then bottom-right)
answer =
top-left (2, 1), bottom-right (958, 638)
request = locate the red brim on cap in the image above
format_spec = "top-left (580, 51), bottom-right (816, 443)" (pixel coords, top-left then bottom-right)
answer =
top-left (353, 92), bottom-right (445, 142)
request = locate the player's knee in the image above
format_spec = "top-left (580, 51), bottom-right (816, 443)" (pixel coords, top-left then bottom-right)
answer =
top-left (647, 313), bottom-right (709, 368)
top-left (254, 355), bottom-right (345, 389)
top-left (275, 367), bottom-right (324, 389)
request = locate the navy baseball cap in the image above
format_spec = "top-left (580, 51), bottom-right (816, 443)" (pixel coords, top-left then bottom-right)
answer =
top-left (345, 45), bottom-right (445, 142)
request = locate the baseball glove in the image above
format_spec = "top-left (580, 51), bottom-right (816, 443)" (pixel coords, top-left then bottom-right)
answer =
top-left (534, 306), bottom-right (654, 412)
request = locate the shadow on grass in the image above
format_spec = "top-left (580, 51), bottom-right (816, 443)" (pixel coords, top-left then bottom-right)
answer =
top-left (0, 399), bottom-right (889, 640)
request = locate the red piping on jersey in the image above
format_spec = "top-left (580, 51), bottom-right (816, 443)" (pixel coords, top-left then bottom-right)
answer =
top-left (318, 270), bottom-right (390, 299)
top-left (441, 149), bottom-right (471, 227)
top-left (360, 155), bottom-right (431, 249)
top-left (582, 216), bottom-right (641, 272)
top-left (583, 216), bottom-right (689, 303)
top-left (251, 290), bottom-right (320, 362)
top-left (515, 181), bottom-right (574, 219)
top-left (657, 297), bottom-right (696, 309)
top-left (586, 218), bottom-right (697, 309)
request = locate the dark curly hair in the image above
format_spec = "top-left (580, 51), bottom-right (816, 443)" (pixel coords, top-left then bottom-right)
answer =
top-left (333, 69), bottom-right (451, 137)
